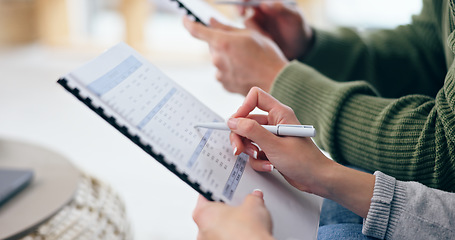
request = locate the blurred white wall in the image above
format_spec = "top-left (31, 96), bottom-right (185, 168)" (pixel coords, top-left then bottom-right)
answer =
top-left (325, 0), bottom-right (423, 29)
top-left (63, 0), bottom-right (423, 53)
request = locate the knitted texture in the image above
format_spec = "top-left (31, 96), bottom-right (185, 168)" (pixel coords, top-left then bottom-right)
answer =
top-left (271, 0), bottom-right (455, 192)
top-left (362, 172), bottom-right (455, 239)
top-left (19, 172), bottom-right (132, 240)
top-left (362, 172), bottom-right (406, 239)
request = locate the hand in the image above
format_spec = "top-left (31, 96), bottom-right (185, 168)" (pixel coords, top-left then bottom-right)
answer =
top-left (228, 87), bottom-right (375, 217)
top-left (228, 87), bottom-right (335, 196)
top-left (193, 190), bottom-right (274, 240)
top-left (241, 1), bottom-right (314, 60)
top-left (183, 17), bottom-right (288, 96)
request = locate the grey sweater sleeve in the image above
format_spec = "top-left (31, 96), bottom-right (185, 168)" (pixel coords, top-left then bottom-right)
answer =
top-left (362, 171), bottom-right (455, 239)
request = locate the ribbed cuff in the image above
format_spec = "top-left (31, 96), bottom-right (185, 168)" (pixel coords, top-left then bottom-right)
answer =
top-left (363, 171), bottom-right (407, 239)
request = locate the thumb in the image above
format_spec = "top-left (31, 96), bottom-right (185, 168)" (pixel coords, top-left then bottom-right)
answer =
top-left (183, 16), bottom-right (216, 41)
top-left (244, 189), bottom-right (265, 207)
top-left (251, 189), bottom-right (264, 199)
top-left (244, 18), bottom-right (269, 37)
top-left (228, 117), bottom-right (278, 152)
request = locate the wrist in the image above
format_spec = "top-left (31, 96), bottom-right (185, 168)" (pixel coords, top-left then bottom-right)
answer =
top-left (309, 160), bottom-right (341, 199)
top-left (262, 60), bottom-right (288, 93)
top-left (317, 163), bottom-right (375, 218)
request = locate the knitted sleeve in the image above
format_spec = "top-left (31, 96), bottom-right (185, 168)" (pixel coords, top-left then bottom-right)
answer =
top-left (270, 61), bottom-right (455, 192)
top-left (362, 171), bottom-right (455, 239)
top-left (300, 0), bottom-right (446, 98)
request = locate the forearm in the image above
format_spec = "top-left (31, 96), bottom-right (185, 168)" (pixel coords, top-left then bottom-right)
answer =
top-left (271, 61), bottom-right (455, 192)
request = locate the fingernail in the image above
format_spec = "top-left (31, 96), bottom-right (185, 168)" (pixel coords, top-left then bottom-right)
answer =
top-left (245, 148), bottom-right (258, 159)
top-left (227, 118), bottom-right (239, 129)
top-left (233, 146), bottom-right (238, 156)
top-left (263, 164), bottom-right (274, 172)
top-left (252, 189), bottom-right (264, 197)
top-left (253, 189), bottom-right (263, 193)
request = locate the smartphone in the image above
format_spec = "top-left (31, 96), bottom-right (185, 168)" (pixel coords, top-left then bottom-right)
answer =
top-left (0, 169), bottom-right (34, 207)
top-left (170, 0), bottom-right (235, 26)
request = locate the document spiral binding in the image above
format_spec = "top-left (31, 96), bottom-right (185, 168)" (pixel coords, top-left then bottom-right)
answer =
top-left (57, 78), bottom-right (215, 202)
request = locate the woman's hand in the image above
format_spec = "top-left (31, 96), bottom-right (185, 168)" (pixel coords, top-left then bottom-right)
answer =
top-left (183, 17), bottom-right (288, 96)
top-left (228, 87), bottom-right (334, 196)
top-left (228, 87), bottom-right (375, 217)
top-left (193, 190), bottom-right (274, 240)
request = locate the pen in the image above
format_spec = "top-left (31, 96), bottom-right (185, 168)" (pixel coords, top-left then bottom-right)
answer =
top-left (194, 122), bottom-right (316, 137)
top-left (214, 0), bottom-right (297, 7)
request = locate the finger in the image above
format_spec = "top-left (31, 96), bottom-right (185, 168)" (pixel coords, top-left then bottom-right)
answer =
top-left (246, 114), bottom-right (269, 125)
top-left (228, 117), bottom-right (279, 152)
top-left (244, 16), bottom-right (259, 31)
top-left (211, 51), bottom-right (227, 71)
top-left (183, 16), bottom-right (217, 42)
top-left (244, 19), bottom-right (268, 37)
top-left (209, 18), bottom-right (236, 31)
top-left (242, 138), bottom-right (260, 159)
top-left (249, 158), bottom-right (274, 172)
top-left (257, 150), bottom-right (268, 160)
top-left (259, 1), bottom-right (288, 15)
top-left (251, 189), bottom-right (264, 198)
top-left (244, 8), bottom-right (263, 26)
top-left (215, 68), bottom-right (237, 93)
top-left (232, 87), bottom-right (286, 118)
top-left (230, 132), bottom-right (245, 156)
top-left (210, 49), bottom-right (231, 86)
top-left (215, 70), bottom-right (223, 82)
top-left (193, 195), bottom-right (211, 224)
top-left (238, 0), bottom-right (253, 16)
top-left (244, 5), bottom-right (268, 31)
top-left (241, 137), bottom-right (269, 160)
top-left (244, 190), bottom-right (266, 207)
top-left (195, 194), bottom-right (210, 210)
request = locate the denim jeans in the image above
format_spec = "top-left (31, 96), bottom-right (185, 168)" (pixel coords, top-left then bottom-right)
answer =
top-left (317, 165), bottom-right (375, 239)
top-left (318, 224), bottom-right (377, 240)
top-left (319, 199), bottom-right (363, 226)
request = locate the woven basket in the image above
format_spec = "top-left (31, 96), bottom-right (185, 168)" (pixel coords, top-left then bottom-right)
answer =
top-left (19, 172), bottom-right (132, 240)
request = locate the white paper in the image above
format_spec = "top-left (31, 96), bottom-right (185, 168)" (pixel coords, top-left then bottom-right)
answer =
top-left (64, 43), bottom-right (322, 240)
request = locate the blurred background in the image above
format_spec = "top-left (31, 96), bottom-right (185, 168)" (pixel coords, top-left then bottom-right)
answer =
top-left (0, 0), bottom-right (422, 239)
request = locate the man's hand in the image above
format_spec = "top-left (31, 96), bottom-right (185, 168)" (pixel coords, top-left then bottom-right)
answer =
top-left (241, 1), bottom-right (314, 60)
top-left (183, 17), bottom-right (288, 96)
top-left (193, 190), bottom-right (274, 240)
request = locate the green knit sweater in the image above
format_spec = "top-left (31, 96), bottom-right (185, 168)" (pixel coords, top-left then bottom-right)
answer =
top-left (270, 0), bottom-right (455, 191)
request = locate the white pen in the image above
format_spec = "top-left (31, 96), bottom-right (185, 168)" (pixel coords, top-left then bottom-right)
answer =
top-left (194, 122), bottom-right (316, 137)
top-left (214, 0), bottom-right (297, 7)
